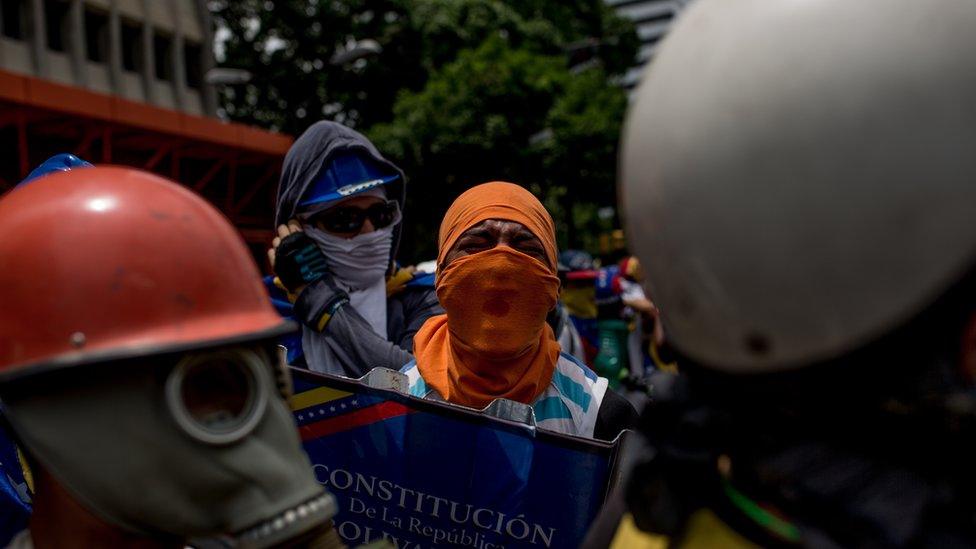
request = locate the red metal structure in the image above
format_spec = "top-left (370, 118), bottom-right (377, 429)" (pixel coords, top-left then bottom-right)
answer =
top-left (0, 68), bottom-right (291, 264)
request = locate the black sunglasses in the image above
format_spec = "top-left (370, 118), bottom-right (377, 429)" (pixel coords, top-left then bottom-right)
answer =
top-left (309, 200), bottom-right (401, 234)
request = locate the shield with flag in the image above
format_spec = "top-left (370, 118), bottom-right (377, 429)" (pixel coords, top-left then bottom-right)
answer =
top-left (289, 367), bottom-right (626, 549)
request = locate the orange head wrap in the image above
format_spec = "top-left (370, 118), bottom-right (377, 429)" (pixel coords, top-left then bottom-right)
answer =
top-left (414, 182), bottom-right (562, 408)
top-left (436, 182), bottom-right (558, 271)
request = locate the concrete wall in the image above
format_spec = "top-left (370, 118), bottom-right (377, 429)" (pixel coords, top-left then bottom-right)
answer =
top-left (0, 38), bottom-right (33, 73)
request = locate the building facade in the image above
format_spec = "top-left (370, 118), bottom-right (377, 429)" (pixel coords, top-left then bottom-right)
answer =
top-left (1, 0), bottom-right (216, 115)
top-left (607, 0), bottom-right (691, 90)
top-left (0, 0), bottom-right (290, 261)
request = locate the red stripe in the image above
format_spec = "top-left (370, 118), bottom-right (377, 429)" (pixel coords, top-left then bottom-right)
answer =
top-left (299, 401), bottom-right (413, 441)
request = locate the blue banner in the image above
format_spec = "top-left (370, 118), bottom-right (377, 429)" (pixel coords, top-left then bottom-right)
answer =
top-left (289, 368), bottom-right (622, 549)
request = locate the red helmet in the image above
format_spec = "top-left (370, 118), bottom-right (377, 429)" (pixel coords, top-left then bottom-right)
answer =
top-left (0, 167), bottom-right (289, 379)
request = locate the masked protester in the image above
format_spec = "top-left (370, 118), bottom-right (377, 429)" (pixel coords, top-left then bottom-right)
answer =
top-left (268, 121), bottom-right (442, 377)
top-left (585, 0), bottom-right (976, 546)
top-left (0, 167), bottom-right (340, 548)
top-left (400, 182), bottom-right (637, 441)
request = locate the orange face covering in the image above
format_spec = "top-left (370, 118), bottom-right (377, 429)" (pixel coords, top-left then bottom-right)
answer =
top-left (414, 182), bottom-right (562, 408)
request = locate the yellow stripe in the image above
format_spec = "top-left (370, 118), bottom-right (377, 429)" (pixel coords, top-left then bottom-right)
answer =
top-left (386, 267), bottom-right (413, 296)
top-left (650, 341), bottom-right (679, 373)
top-left (316, 312), bottom-right (332, 331)
top-left (273, 276), bottom-right (299, 304)
top-left (289, 386), bottom-right (353, 411)
top-left (16, 445), bottom-right (33, 495)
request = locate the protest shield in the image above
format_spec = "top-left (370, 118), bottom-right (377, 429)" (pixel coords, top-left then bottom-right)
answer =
top-left (290, 367), bottom-right (627, 549)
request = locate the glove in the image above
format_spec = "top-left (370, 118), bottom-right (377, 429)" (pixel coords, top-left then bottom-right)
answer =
top-left (274, 232), bottom-right (331, 292)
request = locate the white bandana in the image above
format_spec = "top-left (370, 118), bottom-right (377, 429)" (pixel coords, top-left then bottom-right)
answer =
top-left (304, 225), bottom-right (393, 338)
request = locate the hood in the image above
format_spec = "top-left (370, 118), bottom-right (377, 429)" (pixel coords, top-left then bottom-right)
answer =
top-left (275, 121), bottom-right (407, 265)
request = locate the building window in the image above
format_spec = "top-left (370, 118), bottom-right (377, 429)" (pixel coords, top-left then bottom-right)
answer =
top-left (44, 0), bottom-right (70, 52)
top-left (153, 32), bottom-right (172, 81)
top-left (1, 0), bottom-right (26, 39)
top-left (184, 42), bottom-right (202, 89)
top-left (120, 19), bottom-right (141, 71)
top-left (83, 8), bottom-right (108, 62)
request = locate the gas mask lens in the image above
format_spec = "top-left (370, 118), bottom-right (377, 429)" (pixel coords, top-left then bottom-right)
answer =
top-left (166, 348), bottom-right (271, 445)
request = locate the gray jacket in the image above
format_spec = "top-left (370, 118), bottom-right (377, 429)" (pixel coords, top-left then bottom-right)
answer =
top-left (275, 121), bottom-right (442, 378)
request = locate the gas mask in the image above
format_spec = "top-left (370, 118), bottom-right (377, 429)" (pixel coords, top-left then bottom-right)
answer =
top-left (1, 343), bottom-right (334, 547)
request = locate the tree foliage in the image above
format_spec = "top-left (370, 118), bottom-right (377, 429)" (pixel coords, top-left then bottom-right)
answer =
top-left (211, 0), bottom-right (421, 132)
top-left (211, 0), bottom-right (637, 261)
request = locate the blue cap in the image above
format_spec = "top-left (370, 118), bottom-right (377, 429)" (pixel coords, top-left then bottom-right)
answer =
top-left (19, 154), bottom-right (94, 186)
top-left (299, 152), bottom-right (400, 208)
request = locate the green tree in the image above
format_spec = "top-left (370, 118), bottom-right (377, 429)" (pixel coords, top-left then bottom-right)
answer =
top-left (369, 2), bottom-right (634, 260)
top-left (211, 0), bottom-right (419, 133)
top-left (541, 65), bottom-right (630, 247)
top-left (368, 36), bottom-right (565, 258)
top-left (212, 0), bottom-right (636, 260)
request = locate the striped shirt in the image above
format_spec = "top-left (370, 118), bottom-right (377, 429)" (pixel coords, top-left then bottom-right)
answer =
top-left (401, 353), bottom-right (608, 438)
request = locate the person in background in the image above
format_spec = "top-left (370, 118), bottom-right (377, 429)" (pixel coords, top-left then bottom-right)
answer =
top-left (617, 256), bottom-right (672, 375)
top-left (401, 182), bottom-right (637, 441)
top-left (593, 263), bottom-right (632, 387)
top-left (548, 259), bottom-right (587, 363)
top-left (559, 250), bottom-right (602, 366)
top-left (619, 256), bottom-right (677, 377)
top-left (0, 166), bottom-right (340, 548)
top-left (268, 121), bottom-right (442, 377)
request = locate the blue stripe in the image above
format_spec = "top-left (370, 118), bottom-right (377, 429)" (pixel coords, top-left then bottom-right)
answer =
top-left (552, 369), bottom-right (592, 412)
top-left (410, 377), bottom-right (428, 397)
top-left (401, 361), bottom-right (429, 397)
top-left (560, 352), bottom-right (597, 381)
top-left (407, 272), bottom-right (436, 288)
top-left (533, 396), bottom-right (573, 422)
